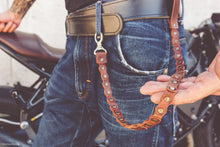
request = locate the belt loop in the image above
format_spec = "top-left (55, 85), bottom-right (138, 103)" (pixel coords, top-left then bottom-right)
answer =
top-left (96, 0), bottom-right (103, 37)
top-left (179, 0), bottom-right (184, 19)
top-left (94, 0), bottom-right (107, 55)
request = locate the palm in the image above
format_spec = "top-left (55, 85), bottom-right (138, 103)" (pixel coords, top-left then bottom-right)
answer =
top-left (140, 52), bottom-right (220, 105)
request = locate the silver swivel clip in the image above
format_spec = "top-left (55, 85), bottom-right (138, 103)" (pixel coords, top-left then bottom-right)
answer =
top-left (94, 33), bottom-right (107, 55)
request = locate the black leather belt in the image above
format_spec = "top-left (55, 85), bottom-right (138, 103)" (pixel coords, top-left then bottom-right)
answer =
top-left (66, 0), bottom-right (173, 36)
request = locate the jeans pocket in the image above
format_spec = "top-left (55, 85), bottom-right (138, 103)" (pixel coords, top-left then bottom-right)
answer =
top-left (114, 19), bottom-right (170, 75)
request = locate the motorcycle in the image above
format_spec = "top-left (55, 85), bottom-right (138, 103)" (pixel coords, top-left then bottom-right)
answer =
top-left (0, 31), bottom-right (65, 146)
top-left (0, 13), bottom-right (219, 147)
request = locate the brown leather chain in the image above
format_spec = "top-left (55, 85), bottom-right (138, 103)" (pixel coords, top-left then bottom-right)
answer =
top-left (95, 0), bottom-right (185, 130)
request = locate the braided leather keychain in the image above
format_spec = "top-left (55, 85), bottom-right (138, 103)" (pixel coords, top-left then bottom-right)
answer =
top-left (94, 0), bottom-right (185, 130)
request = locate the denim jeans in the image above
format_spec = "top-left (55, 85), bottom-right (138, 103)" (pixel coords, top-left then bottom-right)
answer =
top-left (33, 18), bottom-right (187, 147)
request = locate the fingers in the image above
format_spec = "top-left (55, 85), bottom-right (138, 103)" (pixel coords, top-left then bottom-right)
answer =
top-left (140, 76), bottom-right (196, 95)
top-left (149, 80), bottom-right (203, 105)
top-left (149, 66), bottom-right (220, 105)
top-left (140, 81), bottom-right (168, 95)
top-left (140, 75), bottom-right (170, 95)
top-left (179, 81), bottom-right (194, 89)
top-left (149, 89), bottom-right (197, 105)
top-left (8, 23), bottom-right (17, 33)
top-left (181, 76), bottom-right (196, 82)
top-left (172, 89), bottom-right (208, 105)
top-left (157, 74), bottom-right (197, 83)
top-left (0, 23), bottom-right (5, 32)
top-left (149, 90), bottom-right (192, 105)
top-left (157, 75), bottom-right (171, 82)
top-left (150, 90), bottom-right (202, 105)
top-left (0, 11), bottom-right (21, 33)
top-left (2, 21), bottom-right (13, 32)
top-left (150, 92), bottom-right (163, 104)
top-left (172, 91), bottom-right (195, 105)
top-left (0, 21), bottom-right (17, 33)
top-left (140, 76), bottom-right (197, 95)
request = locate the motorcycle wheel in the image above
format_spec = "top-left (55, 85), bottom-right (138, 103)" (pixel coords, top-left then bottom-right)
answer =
top-left (0, 86), bottom-right (20, 133)
top-left (194, 106), bottom-right (220, 147)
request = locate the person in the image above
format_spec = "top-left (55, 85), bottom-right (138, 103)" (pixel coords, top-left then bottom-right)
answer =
top-left (140, 51), bottom-right (220, 105)
top-left (0, 0), bottom-right (186, 146)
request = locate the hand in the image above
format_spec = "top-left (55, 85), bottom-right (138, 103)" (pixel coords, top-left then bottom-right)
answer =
top-left (140, 52), bottom-right (220, 105)
top-left (0, 10), bottom-right (22, 33)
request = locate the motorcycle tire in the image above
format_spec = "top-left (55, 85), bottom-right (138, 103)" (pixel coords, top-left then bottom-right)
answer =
top-left (193, 106), bottom-right (220, 147)
top-left (0, 86), bottom-right (20, 133)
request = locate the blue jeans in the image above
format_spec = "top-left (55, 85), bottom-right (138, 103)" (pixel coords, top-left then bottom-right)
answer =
top-left (33, 18), bottom-right (187, 147)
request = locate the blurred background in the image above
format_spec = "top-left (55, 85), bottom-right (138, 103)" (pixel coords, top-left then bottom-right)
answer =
top-left (0, 0), bottom-right (219, 86)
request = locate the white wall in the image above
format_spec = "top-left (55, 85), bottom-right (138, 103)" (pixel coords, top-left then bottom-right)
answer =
top-left (0, 0), bottom-right (219, 86)
top-left (184, 0), bottom-right (220, 28)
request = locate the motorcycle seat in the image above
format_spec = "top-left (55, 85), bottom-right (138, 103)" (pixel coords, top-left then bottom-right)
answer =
top-left (0, 31), bottom-right (65, 62)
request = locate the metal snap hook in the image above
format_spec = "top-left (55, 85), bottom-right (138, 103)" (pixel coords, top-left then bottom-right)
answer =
top-left (95, 33), bottom-right (103, 44)
top-left (94, 33), bottom-right (107, 55)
